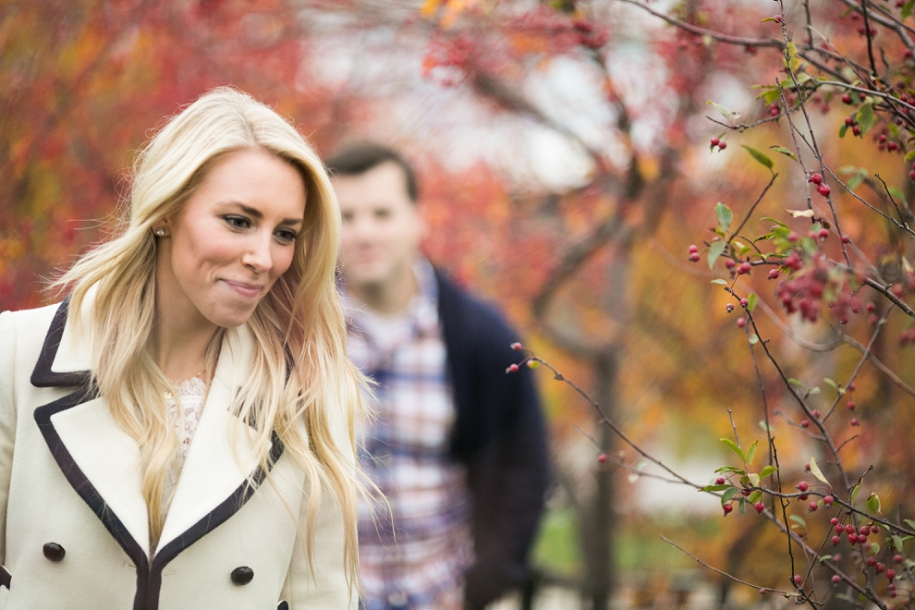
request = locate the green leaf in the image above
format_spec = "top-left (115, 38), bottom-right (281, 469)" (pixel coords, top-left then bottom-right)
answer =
top-left (856, 103), bottom-right (875, 135)
top-left (871, 542), bottom-right (881, 555)
top-left (700, 484), bottom-right (732, 492)
top-left (748, 334), bottom-right (759, 345)
top-left (715, 202), bottom-right (733, 233)
top-left (715, 466), bottom-right (746, 474)
top-left (711, 278), bottom-right (728, 285)
top-left (762, 217), bottom-right (789, 228)
top-left (746, 440), bottom-right (758, 464)
top-left (722, 487), bottom-right (742, 504)
top-left (904, 0), bottom-right (915, 20)
top-left (720, 438), bottom-right (745, 462)
top-left (839, 123), bottom-right (848, 138)
top-left (851, 484), bottom-right (861, 503)
top-left (761, 16), bottom-right (779, 23)
top-left (818, 554), bottom-right (833, 563)
top-left (904, 519), bottom-right (915, 530)
top-left (894, 535), bottom-right (904, 553)
top-left (808, 387), bottom-right (821, 395)
top-left (760, 465), bottom-right (778, 478)
top-left (788, 378), bottom-right (806, 389)
top-left (769, 145), bottom-right (798, 161)
top-left (707, 100), bottom-right (732, 120)
top-left (867, 492), bottom-right (882, 514)
top-left (759, 421), bottom-right (771, 433)
top-left (747, 293), bottom-right (758, 312)
top-left (905, 148), bottom-right (915, 163)
top-left (889, 187), bottom-right (907, 202)
top-left (748, 473), bottom-right (760, 487)
top-left (742, 145), bottom-right (774, 170)
top-left (846, 174), bottom-right (864, 191)
top-left (809, 457), bottom-right (829, 485)
top-left (824, 378), bottom-right (837, 391)
top-left (708, 240), bottom-right (727, 270)
top-left (790, 514), bottom-right (807, 530)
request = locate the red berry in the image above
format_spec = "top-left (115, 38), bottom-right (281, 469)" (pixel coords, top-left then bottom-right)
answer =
top-left (842, 93), bottom-right (853, 104)
top-left (725, 304), bottom-right (734, 314)
top-left (799, 493), bottom-right (809, 501)
top-left (759, 588), bottom-right (767, 595)
top-left (768, 268), bottom-right (779, 279)
top-left (511, 342), bottom-right (522, 351)
top-left (812, 410), bottom-right (821, 418)
top-left (506, 364), bottom-right (519, 373)
top-left (718, 141), bottom-right (727, 150)
top-left (894, 554), bottom-right (904, 563)
top-left (738, 262), bottom-right (752, 275)
top-left (818, 184), bottom-right (831, 197)
top-left (851, 418), bottom-right (859, 426)
top-left (818, 228), bottom-right (829, 240)
top-left (809, 173), bottom-right (823, 184)
top-left (867, 557), bottom-right (878, 567)
top-left (598, 453), bottom-right (607, 463)
top-left (798, 481), bottom-right (809, 492)
top-left (832, 535), bottom-right (842, 546)
top-left (849, 382), bottom-right (857, 391)
top-left (909, 169), bottom-right (915, 181)
top-left (740, 298), bottom-right (749, 308)
top-left (716, 477), bottom-right (726, 485)
top-left (849, 533), bottom-right (859, 543)
top-left (852, 125), bottom-right (861, 136)
top-left (801, 419), bottom-right (810, 428)
top-left (845, 524), bottom-right (855, 534)
top-left (755, 502), bottom-right (765, 513)
top-left (877, 563), bottom-right (887, 574)
top-left (831, 518), bottom-right (839, 526)
top-left (723, 504), bottom-right (733, 515)
top-left (887, 568), bottom-right (896, 581)
top-left (808, 502), bottom-right (818, 512)
top-left (835, 524), bottom-right (845, 533)
top-left (888, 141), bottom-right (899, 151)
top-left (710, 137), bottom-right (720, 146)
top-left (832, 574), bottom-right (841, 584)
top-left (841, 235), bottom-right (851, 244)
top-left (736, 318), bottom-right (746, 328)
top-left (793, 574), bottom-right (803, 585)
top-left (725, 258), bottom-right (736, 269)
top-left (824, 495), bottom-right (834, 506)
top-left (689, 252), bottom-right (701, 262)
top-left (871, 525), bottom-right (879, 534)
top-left (847, 401), bottom-right (856, 410)
top-left (688, 244), bottom-right (699, 254)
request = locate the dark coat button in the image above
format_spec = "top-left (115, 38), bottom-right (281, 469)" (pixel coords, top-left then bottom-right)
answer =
top-left (43, 542), bottom-right (65, 562)
top-left (230, 566), bottom-right (254, 585)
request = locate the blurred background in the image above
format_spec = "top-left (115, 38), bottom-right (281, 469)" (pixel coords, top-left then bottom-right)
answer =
top-left (4, 0), bottom-right (915, 608)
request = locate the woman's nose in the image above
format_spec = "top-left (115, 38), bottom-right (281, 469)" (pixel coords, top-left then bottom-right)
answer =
top-left (242, 233), bottom-right (273, 272)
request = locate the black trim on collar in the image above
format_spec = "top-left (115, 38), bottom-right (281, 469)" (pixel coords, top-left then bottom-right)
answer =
top-left (33, 388), bottom-right (151, 606)
top-left (143, 432), bottom-right (285, 609)
top-left (30, 297), bottom-right (92, 389)
top-left (0, 565), bottom-right (10, 589)
top-left (34, 365), bottom-right (287, 610)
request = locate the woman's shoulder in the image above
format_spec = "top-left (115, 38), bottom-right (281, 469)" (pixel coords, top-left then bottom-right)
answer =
top-left (0, 301), bottom-right (64, 358)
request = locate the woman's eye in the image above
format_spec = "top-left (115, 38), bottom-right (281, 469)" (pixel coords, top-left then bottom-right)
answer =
top-left (224, 215), bottom-right (251, 230)
top-left (275, 229), bottom-right (298, 244)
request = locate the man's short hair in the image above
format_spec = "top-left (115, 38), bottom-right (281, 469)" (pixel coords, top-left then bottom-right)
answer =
top-left (325, 142), bottom-right (418, 202)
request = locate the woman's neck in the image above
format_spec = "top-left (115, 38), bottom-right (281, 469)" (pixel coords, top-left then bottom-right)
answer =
top-left (154, 308), bottom-right (218, 383)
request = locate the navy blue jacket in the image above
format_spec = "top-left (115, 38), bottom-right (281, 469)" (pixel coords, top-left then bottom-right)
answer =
top-left (435, 271), bottom-right (550, 610)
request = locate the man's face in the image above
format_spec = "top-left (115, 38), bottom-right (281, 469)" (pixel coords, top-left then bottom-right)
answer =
top-left (334, 161), bottom-right (424, 292)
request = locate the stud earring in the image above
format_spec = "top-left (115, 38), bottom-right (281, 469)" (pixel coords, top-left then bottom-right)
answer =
top-left (154, 227), bottom-right (168, 237)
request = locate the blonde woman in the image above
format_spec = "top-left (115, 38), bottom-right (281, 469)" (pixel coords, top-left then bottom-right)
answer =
top-left (0, 87), bottom-right (363, 609)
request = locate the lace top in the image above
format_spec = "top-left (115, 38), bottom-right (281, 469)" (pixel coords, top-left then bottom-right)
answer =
top-left (161, 377), bottom-right (208, 517)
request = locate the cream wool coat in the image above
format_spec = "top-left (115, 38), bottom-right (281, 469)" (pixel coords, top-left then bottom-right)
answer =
top-left (0, 297), bottom-right (358, 610)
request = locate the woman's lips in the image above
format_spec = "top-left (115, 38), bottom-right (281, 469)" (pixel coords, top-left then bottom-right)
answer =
top-left (221, 280), bottom-right (262, 298)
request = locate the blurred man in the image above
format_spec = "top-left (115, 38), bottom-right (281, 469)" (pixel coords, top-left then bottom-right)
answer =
top-left (327, 143), bottom-right (549, 610)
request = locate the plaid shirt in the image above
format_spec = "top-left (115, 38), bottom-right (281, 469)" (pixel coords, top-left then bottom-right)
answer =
top-left (344, 259), bottom-right (474, 610)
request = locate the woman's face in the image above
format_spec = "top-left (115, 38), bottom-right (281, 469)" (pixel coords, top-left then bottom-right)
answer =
top-left (155, 148), bottom-right (307, 331)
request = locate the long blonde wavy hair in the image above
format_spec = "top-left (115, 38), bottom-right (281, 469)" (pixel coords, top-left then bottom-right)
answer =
top-left (56, 87), bottom-right (364, 580)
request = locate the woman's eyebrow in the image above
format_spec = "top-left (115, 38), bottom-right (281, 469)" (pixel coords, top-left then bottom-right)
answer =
top-left (225, 202), bottom-right (303, 226)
